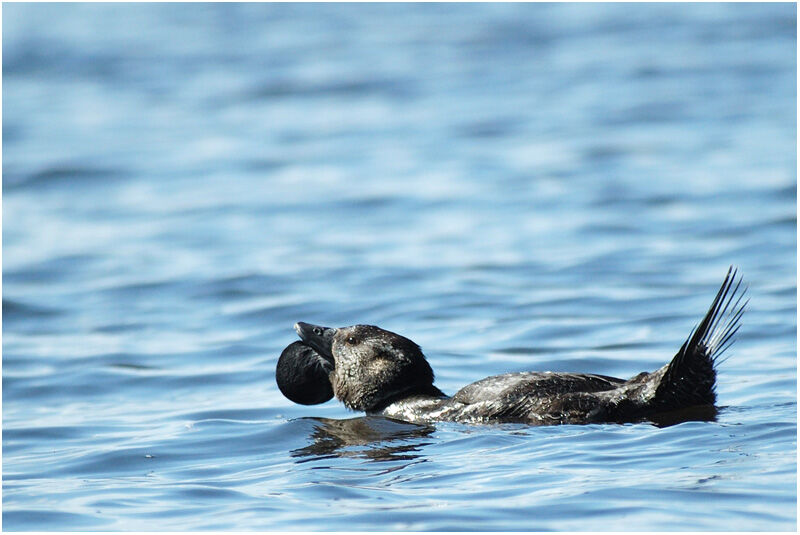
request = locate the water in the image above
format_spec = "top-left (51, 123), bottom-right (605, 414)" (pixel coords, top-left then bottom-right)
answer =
top-left (2, 3), bottom-right (796, 531)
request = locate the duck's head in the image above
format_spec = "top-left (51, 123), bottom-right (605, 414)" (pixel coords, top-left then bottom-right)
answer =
top-left (291, 322), bottom-right (439, 412)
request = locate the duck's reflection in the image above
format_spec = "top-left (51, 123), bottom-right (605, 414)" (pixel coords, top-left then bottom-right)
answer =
top-left (291, 415), bottom-right (436, 462)
top-left (647, 405), bottom-right (718, 428)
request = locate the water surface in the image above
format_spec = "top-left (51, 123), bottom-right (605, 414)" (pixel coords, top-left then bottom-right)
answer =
top-left (3, 3), bottom-right (796, 531)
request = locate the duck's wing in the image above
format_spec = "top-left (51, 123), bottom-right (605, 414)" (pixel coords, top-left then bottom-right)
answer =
top-left (452, 371), bottom-right (624, 406)
top-left (439, 372), bottom-right (626, 423)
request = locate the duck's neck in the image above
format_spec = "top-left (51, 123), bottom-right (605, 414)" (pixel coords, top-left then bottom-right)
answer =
top-left (382, 383), bottom-right (448, 408)
top-left (369, 384), bottom-right (450, 421)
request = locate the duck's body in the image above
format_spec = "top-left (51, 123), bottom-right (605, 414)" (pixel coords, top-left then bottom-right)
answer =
top-left (276, 268), bottom-right (746, 426)
top-left (380, 372), bottom-right (626, 425)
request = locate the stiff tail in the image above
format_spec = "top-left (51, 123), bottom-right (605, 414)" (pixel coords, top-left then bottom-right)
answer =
top-left (653, 266), bottom-right (747, 411)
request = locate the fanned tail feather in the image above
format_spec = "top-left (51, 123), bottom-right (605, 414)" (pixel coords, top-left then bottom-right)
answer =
top-left (653, 266), bottom-right (748, 411)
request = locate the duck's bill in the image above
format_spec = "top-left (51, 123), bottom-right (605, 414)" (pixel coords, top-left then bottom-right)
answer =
top-left (294, 322), bottom-right (336, 362)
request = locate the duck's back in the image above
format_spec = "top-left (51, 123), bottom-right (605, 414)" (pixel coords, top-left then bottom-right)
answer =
top-left (453, 372), bottom-right (625, 403)
top-left (441, 371), bottom-right (628, 424)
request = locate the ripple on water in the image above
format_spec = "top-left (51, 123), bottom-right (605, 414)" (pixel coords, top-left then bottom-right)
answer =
top-left (2, 2), bottom-right (796, 531)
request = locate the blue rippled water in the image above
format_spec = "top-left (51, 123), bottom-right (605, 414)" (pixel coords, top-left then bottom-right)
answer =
top-left (3, 3), bottom-right (796, 531)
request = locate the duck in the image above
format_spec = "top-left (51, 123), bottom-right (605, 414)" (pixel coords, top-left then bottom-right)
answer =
top-left (276, 267), bottom-right (746, 425)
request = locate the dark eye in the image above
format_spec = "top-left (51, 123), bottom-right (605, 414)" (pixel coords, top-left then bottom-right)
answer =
top-left (347, 336), bottom-right (355, 344)
top-left (313, 327), bottom-right (322, 336)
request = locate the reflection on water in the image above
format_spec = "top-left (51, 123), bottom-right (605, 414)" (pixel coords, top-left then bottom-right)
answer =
top-left (292, 416), bottom-right (435, 462)
top-left (647, 405), bottom-right (718, 428)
